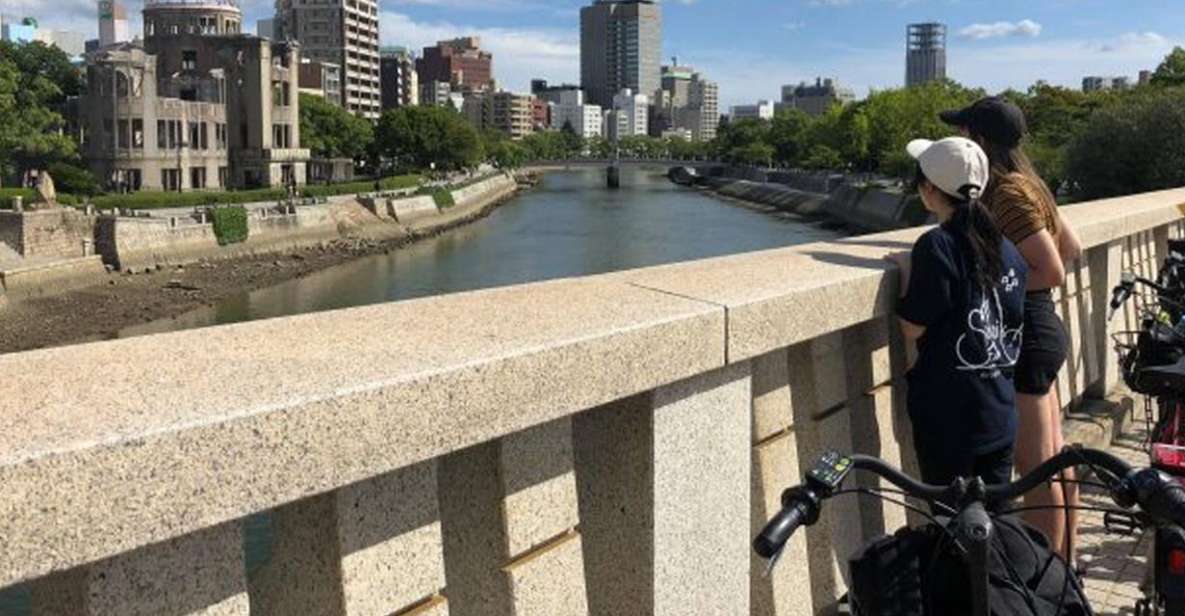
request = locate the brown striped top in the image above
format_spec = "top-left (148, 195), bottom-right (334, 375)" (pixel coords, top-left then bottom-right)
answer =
top-left (983, 172), bottom-right (1060, 246)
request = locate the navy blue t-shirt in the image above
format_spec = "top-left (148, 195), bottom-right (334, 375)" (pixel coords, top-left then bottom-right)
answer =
top-left (899, 225), bottom-right (1028, 456)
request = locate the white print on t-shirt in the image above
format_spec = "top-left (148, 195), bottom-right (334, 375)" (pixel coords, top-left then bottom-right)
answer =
top-left (956, 269), bottom-right (1023, 373)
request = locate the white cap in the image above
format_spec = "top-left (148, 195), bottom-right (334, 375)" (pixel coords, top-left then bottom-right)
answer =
top-left (906, 137), bottom-right (990, 201)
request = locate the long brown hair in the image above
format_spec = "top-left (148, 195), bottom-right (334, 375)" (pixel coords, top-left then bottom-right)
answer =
top-left (973, 134), bottom-right (1059, 230)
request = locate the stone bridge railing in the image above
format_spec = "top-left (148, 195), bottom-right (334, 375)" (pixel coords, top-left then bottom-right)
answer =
top-left (1, 189), bottom-right (1183, 615)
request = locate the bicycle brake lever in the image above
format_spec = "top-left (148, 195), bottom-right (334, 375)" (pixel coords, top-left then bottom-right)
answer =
top-left (763, 544), bottom-right (785, 578)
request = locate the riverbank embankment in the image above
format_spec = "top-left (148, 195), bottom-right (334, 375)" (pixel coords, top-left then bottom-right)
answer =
top-left (674, 166), bottom-right (932, 233)
top-left (0, 172), bottom-right (523, 353)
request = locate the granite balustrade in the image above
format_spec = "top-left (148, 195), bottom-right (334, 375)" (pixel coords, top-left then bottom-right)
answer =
top-left (0, 188), bottom-right (1182, 615)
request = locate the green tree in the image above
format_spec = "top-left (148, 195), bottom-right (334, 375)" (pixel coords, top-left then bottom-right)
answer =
top-left (0, 44), bottom-right (77, 181)
top-left (299, 93), bottom-right (374, 163)
top-left (374, 105), bottom-right (482, 172)
top-left (1065, 88), bottom-right (1185, 200)
top-left (712, 118), bottom-right (771, 164)
top-left (862, 80), bottom-right (983, 177)
top-left (768, 109), bottom-right (811, 166)
top-left (1151, 47), bottom-right (1185, 87)
top-left (559, 121), bottom-right (584, 158)
top-left (732, 142), bottom-right (774, 167)
top-left (47, 162), bottom-right (100, 196)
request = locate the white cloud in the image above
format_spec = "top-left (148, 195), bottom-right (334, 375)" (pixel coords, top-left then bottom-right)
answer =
top-left (959, 19), bottom-right (1042, 41)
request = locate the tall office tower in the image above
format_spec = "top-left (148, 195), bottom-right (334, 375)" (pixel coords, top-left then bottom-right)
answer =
top-left (256, 18), bottom-right (274, 39)
top-left (416, 37), bottom-right (494, 93)
top-left (580, 0), bottom-right (662, 109)
top-left (906, 22), bottom-right (947, 87)
top-left (97, 0), bottom-right (130, 48)
top-left (380, 46), bottom-right (419, 109)
top-left (275, 0), bottom-right (382, 119)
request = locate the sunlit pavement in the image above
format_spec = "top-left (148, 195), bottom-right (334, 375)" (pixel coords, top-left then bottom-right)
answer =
top-left (1078, 418), bottom-right (1154, 615)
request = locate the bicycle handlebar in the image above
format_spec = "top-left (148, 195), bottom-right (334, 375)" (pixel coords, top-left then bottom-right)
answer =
top-left (754, 447), bottom-right (1185, 562)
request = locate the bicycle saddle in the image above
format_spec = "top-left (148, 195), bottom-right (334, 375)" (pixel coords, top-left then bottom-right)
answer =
top-left (1140, 356), bottom-right (1185, 397)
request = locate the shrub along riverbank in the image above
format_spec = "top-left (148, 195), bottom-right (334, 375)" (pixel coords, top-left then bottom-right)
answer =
top-left (0, 175), bottom-right (423, 211)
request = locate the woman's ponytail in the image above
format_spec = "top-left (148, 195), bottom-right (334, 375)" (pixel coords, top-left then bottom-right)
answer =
top-left (949, 186), bottom-right (1005, 292)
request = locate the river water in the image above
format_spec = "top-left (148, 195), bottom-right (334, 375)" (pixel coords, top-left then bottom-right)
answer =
top-left (119, 166), bottom-right (840, 338)
top-left (0, 167), bottom-right (841, 611)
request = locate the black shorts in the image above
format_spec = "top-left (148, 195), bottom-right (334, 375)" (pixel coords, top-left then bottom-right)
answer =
top-left (1015, 290), bottom-right (1068, 396)
top-left (914, 441), bottom-right (1015, 488)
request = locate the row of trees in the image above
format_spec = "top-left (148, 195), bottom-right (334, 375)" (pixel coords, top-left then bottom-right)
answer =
top-left (709, 47), bottom-right (1185, 201)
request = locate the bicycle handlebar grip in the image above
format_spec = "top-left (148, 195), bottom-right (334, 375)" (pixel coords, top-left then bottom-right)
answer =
top-left (753, 500), bottom-right (810, 559)
top-left (1135, 469), bottom-right (1185, 527)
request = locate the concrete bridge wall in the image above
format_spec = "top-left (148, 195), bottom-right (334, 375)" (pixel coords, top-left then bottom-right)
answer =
top-left (0, 187), bottom-right (1181, 614)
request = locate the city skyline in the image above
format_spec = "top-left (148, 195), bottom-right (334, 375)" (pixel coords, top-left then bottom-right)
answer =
top-left (10, 0), bottom-right (1185, 108)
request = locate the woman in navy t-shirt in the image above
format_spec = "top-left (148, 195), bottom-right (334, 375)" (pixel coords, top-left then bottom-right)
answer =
top-left (887, 137), bottom-right (1029, 487)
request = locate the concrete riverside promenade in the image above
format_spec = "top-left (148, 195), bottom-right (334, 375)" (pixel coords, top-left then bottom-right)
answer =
top-left (0, 188), bottom-right (1182, 615)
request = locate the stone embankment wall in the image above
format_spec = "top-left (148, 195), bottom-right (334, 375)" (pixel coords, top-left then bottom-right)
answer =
top-left (707, 177), bottom-right (929, 232)
top-left (98, 172), bottom-right (518, 271)
top-left (0, 256), bottom-right (108, 300)
top-left (0, 209), bottom-right (97, 259)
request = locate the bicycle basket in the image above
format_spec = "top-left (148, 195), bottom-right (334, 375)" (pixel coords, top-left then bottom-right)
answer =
top-left (849, 517), bottom-right (1091, 616)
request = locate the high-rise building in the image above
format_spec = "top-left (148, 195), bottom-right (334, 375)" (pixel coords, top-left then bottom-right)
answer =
top-left (417, 37), bottom-right (493, 93)
top-left (275, 0), bottom-right (381, 119)
top-left (1083, 76), bottom-right (1132, 92)
top-left (0, 17), bottom-right (86, 56)
top-left (731, 101), bottom-right (775, 121)
top-left (68, 0), bottom-right (308, 192)
top-left (580, 0), bottom-right (662, 109)
top-left (532, 79), bottom-right (583, 105)
top-left (299, 59), bottom-right (343, 107)
top-left (552, 90), bottom-right (603, 138)
top-left (607, 89), bottom-right (648, 140)
top-left (381, 46), bottom-right (419, 110)
top-left (256, 18), bottom-right (274, 40)
top-left (421, 80), bottom-right (457, 109)
top-left (98, 0), bottom-right (130, 48)
top-left (487, 92), bottom-right (534, 140)
top-left (906, 23), bottom-right (946, 87)
top-left (776, 78), bottom-right (855, 116)
top-left (655, 62), bottom-right (718, 142)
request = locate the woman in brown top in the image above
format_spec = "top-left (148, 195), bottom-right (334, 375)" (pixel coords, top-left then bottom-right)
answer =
top-left (941, 97), bottom-right (1084, 561)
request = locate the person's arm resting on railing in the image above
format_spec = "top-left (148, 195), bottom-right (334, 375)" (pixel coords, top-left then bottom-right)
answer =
top-left (889, 232), bottom-right (955, 342)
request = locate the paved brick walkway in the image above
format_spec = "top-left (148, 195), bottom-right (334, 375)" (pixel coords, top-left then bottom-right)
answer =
top-left (1078, 415), bottom-right (1153, 615)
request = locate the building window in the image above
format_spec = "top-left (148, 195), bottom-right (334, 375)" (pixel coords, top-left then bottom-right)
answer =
top-left (157, 120), bottom-right (167, 149)
top-left (189, 122), bottom-right (200, 150)
top-left (190, 167), bottom-right (206, 189)
top-left (161, 168), bottom-right (180, 192)
top-left (200, 123), bottom-right (209, 150)
top-left (182, 50), bottom-right (197, 71)
top-left (132, 119), bottom-right (144, 149)
top-left (117, 119), bottom-right (129, 149)
top-left (218, 166), bottom-right (228, 188)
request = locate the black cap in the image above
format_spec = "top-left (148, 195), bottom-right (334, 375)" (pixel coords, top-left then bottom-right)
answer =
top-left (940, 96), bottom-right (1027, 148)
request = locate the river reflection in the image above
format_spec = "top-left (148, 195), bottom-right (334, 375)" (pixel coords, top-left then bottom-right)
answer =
top-left (121, 167), bottom-right (838, 339)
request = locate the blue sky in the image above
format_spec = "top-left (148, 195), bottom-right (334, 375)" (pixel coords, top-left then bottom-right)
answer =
top-left (10, 0), bottom-right (1184, 108)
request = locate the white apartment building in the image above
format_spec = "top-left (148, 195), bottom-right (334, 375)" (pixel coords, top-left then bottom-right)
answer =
top-left (275, 0), bottom-right (382, 119)
top-left (610, 88), bottom-right (649, 138)
top-left (731, 100), bottom-right (775, 121)
top-left (552, 92), bottom-right (604, 139)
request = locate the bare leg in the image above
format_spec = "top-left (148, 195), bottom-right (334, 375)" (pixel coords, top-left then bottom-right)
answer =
top-left (1050, 387), bottom-right (1080, 564)
top-left (1016, 391), bottom-right (1066, 549)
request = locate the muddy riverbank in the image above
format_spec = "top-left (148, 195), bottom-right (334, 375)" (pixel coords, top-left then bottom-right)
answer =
top-left (0, 185), bottom-right (521, 354)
